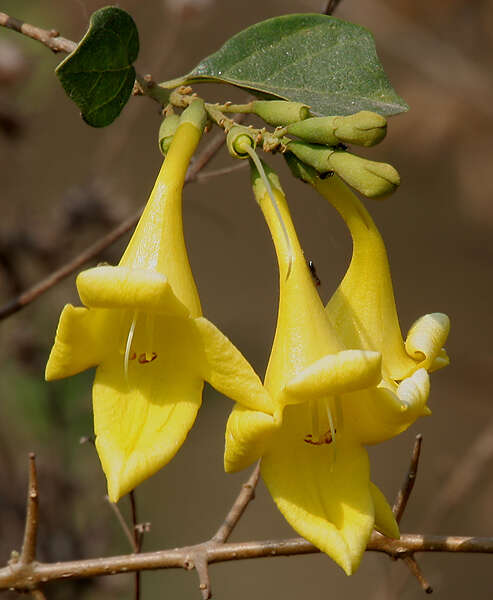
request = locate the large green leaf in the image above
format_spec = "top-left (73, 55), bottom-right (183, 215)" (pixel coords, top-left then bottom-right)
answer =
top-left (163, 14), bottom-right (407, 117)
top-left (56, 7), bottom-right (139, 127)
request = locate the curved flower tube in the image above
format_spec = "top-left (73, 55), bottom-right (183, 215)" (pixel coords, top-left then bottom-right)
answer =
top-left (224, 162), bottom-right (449, 575)
top-left (46, 100), bottom-right (272, 502)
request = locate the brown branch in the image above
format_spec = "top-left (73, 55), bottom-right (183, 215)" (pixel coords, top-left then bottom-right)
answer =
top-left (129, 491), bottom-right (143, 600)
top-left (0, 12), bottom-right (76, 53)
top-left (403, 556), bottom-right (433, 594)
top-left (1, 533), bottom-right (493, 591)
top-left (106, 496), bottom-right (136, 551)
top-left (393, 434), bottom-right (423, 524)
top-left (212, 462), bottom-right (260, 544)
top-left (322, 0), bottom-right (343, 15)
top-left (391, 434), bottom-right (432, 593)
top-left (195, 161), bottom-right (248, 183)
top-left (20, 453), bottom-right (39, 565)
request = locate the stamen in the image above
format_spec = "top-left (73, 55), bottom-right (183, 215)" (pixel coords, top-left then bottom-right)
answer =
top-left (325, 399), bottom-right (337, 470)
top-left (310, 399), bottom-right (320, 443)
top-left (145, 312), bottom-right (155, 362)
top-left (242, 144), bottom-right (293, 279)
top-left (124, 311), bottom-right (138, 387)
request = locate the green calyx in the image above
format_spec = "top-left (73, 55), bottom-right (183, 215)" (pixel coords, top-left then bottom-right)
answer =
top-left (180, 98), bottom-right (207, 133)
top-left (251, 100), bottom-right (311, 127)
top-left (286, 111), bottom-right (387, 147)
top-left (158, 113), bottom-right (180, 155)
top-left (227, 126), bottom-right (257, 159)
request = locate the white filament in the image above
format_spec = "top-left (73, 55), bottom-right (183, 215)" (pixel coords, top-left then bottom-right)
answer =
top-left (124, 311), bottom-right (138, 387)
top-left (326, 399), bottom-right (337, 471)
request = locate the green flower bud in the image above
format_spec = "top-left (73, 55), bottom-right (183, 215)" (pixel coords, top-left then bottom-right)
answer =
top-left (180, 98), bottom-right (207, 132)
top-left (226, 125), bottom-right (257, 159)
top-left (286, 111), bottom-right (387, 147)
top-left (328, 151), bottom-right (400, 198)
top-left (332, 111), bottom-right (387, 147)
top-left (251, 100), bottom-right (311, 127)
top-left (158, 113), bottom-right (180, 155)
top-left (285, 141), bottom-right (334, 174)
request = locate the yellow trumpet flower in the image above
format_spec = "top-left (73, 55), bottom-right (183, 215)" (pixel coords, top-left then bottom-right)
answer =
top-left (46, 100), bottom-right (272, 502)
top-left (224, 162), bottom-right (449, 574)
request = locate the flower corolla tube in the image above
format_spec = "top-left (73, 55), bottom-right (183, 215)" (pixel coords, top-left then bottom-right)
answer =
top-left (46, 100), bottom-right (272, 502)
top-left (224, 161), bottom-right (449, 575)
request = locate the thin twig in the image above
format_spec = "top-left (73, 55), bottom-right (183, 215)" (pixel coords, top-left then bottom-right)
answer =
top-left (393, 434), bottom-right (423, 524)
top-left (195, 161), bottom-right (248, 183)
top-left (20, 453), bottom-right (39, 565)
top-left (212, 462), bottom-right (261, 544)
top-left (0, 12), bottom-right (76, 53)
top-left (322, 0), bottom-right (343, 15)
top-left (106, 496), bottom-right (136, 551)
top-left (129, 491), bottom-right (142, 600)
top-left (30, 589), bottom-right (47, 600)
top-left (403, 555), bottom-right (433, 594)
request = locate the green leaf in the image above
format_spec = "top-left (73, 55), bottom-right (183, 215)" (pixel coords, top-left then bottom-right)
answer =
top-left (164, 14), bottom-right (407, 117)
top-left (56, 6), bottom-right (139, 127)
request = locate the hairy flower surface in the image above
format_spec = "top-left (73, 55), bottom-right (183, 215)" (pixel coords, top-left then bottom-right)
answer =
top-left (224, 164), bottom-right (449, 574)
top-left (46, 101), bottom-right (272, 502)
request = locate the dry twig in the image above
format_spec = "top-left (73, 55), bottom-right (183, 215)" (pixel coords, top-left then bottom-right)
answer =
top-left (20, 453), bottom-right (39, 565)
top-left (2, 455), bottom-right (493, 597)
top-left (393, 434), bottom-right (423, 523)
top-left (391, 435), bottom-right (432, 594)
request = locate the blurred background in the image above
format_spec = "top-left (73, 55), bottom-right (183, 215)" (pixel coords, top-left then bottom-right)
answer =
top-left (0, 0), bottom-right (492, 598)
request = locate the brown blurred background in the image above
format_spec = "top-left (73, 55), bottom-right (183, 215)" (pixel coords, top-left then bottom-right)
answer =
top-left (1, 0), bottom-right (492, 598)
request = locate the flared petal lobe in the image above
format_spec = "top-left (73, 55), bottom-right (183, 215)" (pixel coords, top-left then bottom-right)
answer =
top-left (94, 315), bottom-right (205, 501)
top-left (262, 405), bottom-right (374, 575)
top-left (45, 305), bottom-right (114, 380)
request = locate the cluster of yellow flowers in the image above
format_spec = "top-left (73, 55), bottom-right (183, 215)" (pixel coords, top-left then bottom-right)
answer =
top-left (45, 99), bottom-right (449, 574)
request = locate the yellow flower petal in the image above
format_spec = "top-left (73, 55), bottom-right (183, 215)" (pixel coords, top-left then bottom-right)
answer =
top-left (262, 407), bottom-right (374, 575)
top-left (282, 349), bottom-right (382, 405)
top-left (77, 266), bottom-right (189, 317)
top-left (194, 317), bottom-right (275, 414)
top-left (224, 403), bottom-right (281, 473)
top-left (93, 316), bottom-right (204, 502)
top-left (405, 312), bottom-right (450, 371)
top-left (317, 175), bottom-right (419, 380)
top-left (45, 305), bottom-right (113, 380)
top-left (369, 482), bottom-right (399, 539)
top-left (344, 369), bottom-right (431, 444)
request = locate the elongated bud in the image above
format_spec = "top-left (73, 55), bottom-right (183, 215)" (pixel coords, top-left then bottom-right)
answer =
top-left (328, 151), bottom-right (400, 198)
top-left (158, 113), bottom-right (180, 155)
top-left (227, 125), bottom-right (257, 159)
top-left (285, 146), bottom-right (400, 198)
top-left (287, 111), bottom-right (387, 147)
top-left (251, 100), bottom-right (311, 127)
top-left (285, 141), bottom-right (334, 173)
top-left (180, 98), bottom-right (207, 133)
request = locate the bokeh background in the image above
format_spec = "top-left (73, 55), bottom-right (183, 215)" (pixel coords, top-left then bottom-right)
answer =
top-left (1, 0), bottom-right (492, 598)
